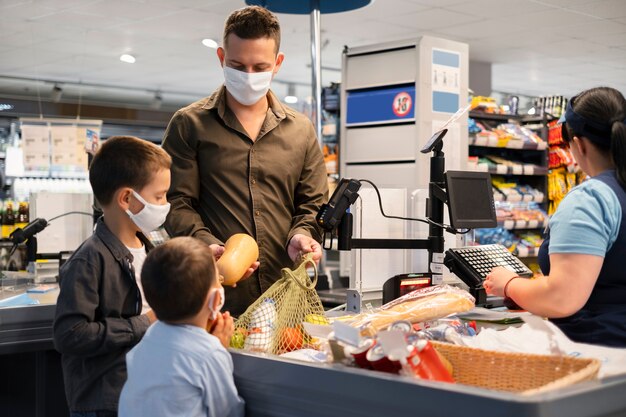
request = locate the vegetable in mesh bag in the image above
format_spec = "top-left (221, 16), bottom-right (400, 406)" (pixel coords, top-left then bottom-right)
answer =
top-left (231, 253), bottom-right (326, 355)
top-left (341, 285), bottom-right (475, 335)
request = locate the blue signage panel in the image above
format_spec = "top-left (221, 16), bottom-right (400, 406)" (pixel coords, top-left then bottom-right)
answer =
top-left (432, 91), bottom-right (459, 114)
top-left (346, 84), bottom-right (415, 125)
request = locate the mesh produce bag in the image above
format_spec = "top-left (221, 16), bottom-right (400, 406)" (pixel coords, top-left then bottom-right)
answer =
top-left (230, 253), bottom-right (326, 355)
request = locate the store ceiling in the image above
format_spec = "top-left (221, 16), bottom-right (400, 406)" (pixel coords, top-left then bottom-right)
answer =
top-left (0, 0), bottom-right (625, 109)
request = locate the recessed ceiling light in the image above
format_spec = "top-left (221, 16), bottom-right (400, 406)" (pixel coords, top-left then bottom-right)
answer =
top-left (201, 38), bottom-right (218, 49)
top-left (284, 95), bottom-right (298, 104)
top-left (120, 54), bottom-right (136, 64)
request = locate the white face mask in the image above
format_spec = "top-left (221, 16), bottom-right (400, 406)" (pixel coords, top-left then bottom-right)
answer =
top-left (125, 190), bottom-right (170, 235)
top-left (208, 287), bottom-right (225, 320)
top-left (223, 66), bottom-right (273, 106)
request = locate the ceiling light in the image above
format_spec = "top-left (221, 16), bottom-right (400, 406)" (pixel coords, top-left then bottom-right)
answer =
top-left (0, 103), bottom-right (14, 111)
top-left (528, 107), bottom-right (536, 115)
top-left (284, 95), bottom-right (298, 104)
top-left (50, 84), bottom-right (63, 103)
top-left (120, 54), bottom-right (136, 64)
top-left (201, 38), bottom-right (218, 48)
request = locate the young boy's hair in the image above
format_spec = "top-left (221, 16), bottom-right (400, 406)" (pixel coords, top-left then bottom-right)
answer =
top-left (142, 237), bottom-right (217, 322)
top-left (223, 6), bottom-right (281, 53)
top-left (89, 136), bottom-right (171, 206)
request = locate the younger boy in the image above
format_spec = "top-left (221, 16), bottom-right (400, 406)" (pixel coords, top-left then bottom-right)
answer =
top-left (118, 237), bottom-right (245, 417)
top-left (54, 135), bottom-right (172, 416)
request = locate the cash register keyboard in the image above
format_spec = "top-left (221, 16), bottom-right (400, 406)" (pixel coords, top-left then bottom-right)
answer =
top-left (449, 244), bottom-right (533, 280)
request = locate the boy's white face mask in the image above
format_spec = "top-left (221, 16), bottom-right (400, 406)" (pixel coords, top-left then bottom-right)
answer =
top-left (125, 190), bottom-right (170, 235)
top-left (208, 287), bottom-right (225, 320)
top-left (223, 66), bottom-right (272, 106)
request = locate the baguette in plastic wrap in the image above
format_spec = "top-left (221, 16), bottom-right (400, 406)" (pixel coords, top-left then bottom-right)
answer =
top-left (345, 285), bottom-right (475, 335)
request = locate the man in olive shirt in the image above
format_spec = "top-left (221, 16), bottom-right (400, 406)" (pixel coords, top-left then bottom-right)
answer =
top-left (162, 6), bottom-right (328, 316)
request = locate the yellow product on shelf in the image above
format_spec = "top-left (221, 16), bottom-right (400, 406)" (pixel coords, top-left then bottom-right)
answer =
top-left (470, 96), bottom-right (499, 113)
top-left (547, 168), bottom-right (585, 215)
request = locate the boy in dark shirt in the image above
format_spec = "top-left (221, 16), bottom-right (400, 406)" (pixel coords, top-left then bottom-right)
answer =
top-left (54, 135), bottom-right (171, 416)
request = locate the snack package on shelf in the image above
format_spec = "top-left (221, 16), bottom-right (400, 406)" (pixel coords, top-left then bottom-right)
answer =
top-left (548, 120), bottom-right (564, 147)
top-left (468, 120), bottom-right (547, 150)
top-left (497, 123), bottom-right (546, 149)
top-left (470, 96), bottom-right (499, 113)
top-left (491, 176), bottom-right (544, 203)
top-left (494, 201), bottom-right (547, 229)
top-left (336, 285), bottom-right (475, 336)
top-left (485, 155), bottom-right (546, 175)
top-left (474, 228), bottom-right (543, 258)
top-left (548, 168), bottom-right (586, 215)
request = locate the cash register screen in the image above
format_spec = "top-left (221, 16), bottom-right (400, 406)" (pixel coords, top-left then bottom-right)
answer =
top-left (445, 171), bottom-right (497, 229)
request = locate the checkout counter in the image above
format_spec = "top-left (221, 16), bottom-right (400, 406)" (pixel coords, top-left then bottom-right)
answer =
top-left (3, 277), bottom-right (626, 417)
top-left (231, 349), bottom-right (626, 417)
top-left (0, 279), bottom-right (68, 417)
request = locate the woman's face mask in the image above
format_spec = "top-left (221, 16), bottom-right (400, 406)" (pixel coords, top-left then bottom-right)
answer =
top-left (125, 190), bottom-right (170, 235)
top-left (223, 66), bottom-right (273, 106)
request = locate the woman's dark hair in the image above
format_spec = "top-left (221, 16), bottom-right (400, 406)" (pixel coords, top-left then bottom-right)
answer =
top-left (567, 87), bottom-right (626, 187)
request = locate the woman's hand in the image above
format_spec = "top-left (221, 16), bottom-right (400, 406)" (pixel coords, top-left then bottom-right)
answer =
top-left (209, 312), bottom-right (235, 349)
top-left (483, 266), bottom-right (519, 297)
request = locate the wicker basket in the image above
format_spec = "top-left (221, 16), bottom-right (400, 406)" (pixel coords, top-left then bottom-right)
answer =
top-left (431, 342), bottom-right (600, 395)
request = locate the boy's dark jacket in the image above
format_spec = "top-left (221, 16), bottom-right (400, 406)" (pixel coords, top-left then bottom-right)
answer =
top-left (53, 217), bottom-right (153, 412)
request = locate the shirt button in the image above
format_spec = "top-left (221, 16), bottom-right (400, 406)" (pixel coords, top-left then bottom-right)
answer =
top-left (251, 179), bottom-right (256, 185)
top-left (255, 210), bottom-right (260, 216)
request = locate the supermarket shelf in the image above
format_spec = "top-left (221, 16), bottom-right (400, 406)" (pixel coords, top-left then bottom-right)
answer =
top-left (494, 194), bottom-right (544, 204)
top-left (514, 246), bottom-right (541, 258)
top-left (497, 219), bottom-right (548, 230)
top-left (520, 115), bottom-right (557, 124)
top-left (473, 164), bottom-right (548, 176)
top-left (469, 111), bottom-right (517, 121)
top-left (469, 135), bottom-right (547, 150)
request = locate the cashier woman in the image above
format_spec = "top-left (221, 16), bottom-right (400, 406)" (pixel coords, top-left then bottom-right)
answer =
top-left (483, 86), bottom-right (626, 348)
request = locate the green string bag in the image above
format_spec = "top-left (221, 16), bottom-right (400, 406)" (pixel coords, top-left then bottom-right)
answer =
top-left (230, 253), bottom-right (327, 355)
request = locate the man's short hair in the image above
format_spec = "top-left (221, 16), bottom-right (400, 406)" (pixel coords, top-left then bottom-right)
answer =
top-left (142, 237), bottom-right (217, 322)
top-left (89, 136), bottom-right (171, 206)
top-left (223, 6), bottom-right (281, 53)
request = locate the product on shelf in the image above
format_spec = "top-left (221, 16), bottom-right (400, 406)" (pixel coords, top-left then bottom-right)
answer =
top-left (1, 200), bottom-right (16, 239)
top-left (531, 95), bottom-right (567, 118)
top-left (491, 176), bottom-right (544, 203)
top-left (472, 154), bottom-right (546, 176)
top-left (469, 119), bottom-right (546, 150)
top-left (548, 168), bottom-right (585, 215)
top-left (546, 118), bottom-right (585, 214)
top-left (323, 144), bottom-right (338, 175)
top-left (494, 201), bottom-right (547, 229)
top-left (474, 228), bottom-right (544, 258)
top-left (470, 96), bottom-right (499, 113)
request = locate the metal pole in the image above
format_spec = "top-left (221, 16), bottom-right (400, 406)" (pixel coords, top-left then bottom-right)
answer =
top-left (310, 0), bottom-right (322, 145)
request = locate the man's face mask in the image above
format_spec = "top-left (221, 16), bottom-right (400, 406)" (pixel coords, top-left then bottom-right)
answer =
top-left (223, 66), bottom-right (273, 106)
